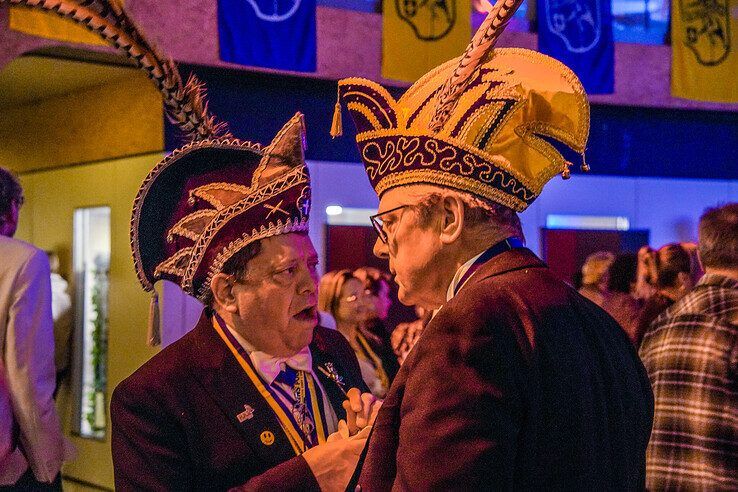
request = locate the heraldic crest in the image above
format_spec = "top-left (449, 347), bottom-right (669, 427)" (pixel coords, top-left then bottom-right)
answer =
top-left (333, 0), bottom-right (590, 212)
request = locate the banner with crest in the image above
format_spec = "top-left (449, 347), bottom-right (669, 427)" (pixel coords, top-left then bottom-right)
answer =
top-left (536, 0), bottom-right (614, 94)
top-left (382, 0), bottom-right (471, 82)
top-left (9, 1), bottom-right (124, 45)
top-left (218, 0), bottom-right (316, 72)
top-left (671, 0), bottom-right (738, 102)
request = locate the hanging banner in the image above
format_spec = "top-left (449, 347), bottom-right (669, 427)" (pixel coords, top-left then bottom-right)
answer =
top-left (382, 0), bottom-right (471, 83)
top-left (671, 0), bottom-right (738, 102)
top-left (218, 0), bottom-right (317, 72)
top-left (537, 0), bottom-right (615, 94)
top-left (9, 1), bottom-right (124, 46)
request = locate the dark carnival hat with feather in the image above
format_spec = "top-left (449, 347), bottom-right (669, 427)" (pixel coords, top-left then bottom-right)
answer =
top-left (5, 0), bottom-right (311, 344)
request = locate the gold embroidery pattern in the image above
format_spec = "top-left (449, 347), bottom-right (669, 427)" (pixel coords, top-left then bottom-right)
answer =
top-left (181, 166), bottom-right (309, 295)
top-left (154, 247), bottom-right (194, 278)
top-left (337, 48), bottom-right (590, 212)
top-left (167, 209), bottom-right (218, 243)
top-left (130, 138), bottom-right (263, 292)
top-left (359, 136), bottom-right (534, 206)
top-left (189, 183), bottom-right (252, 210)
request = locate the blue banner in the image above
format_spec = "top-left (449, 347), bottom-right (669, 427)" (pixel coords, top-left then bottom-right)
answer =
top-left (218, 0), bottom-right (317, 72)
top-left (537, 0), bottom-right (614, 94)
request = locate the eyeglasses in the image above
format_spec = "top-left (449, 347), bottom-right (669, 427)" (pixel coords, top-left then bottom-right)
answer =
top-left (369, 204), bottom-right (410, 244)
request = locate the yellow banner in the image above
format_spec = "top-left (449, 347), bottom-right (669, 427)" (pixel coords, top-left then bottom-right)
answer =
top-left (382, 0), bottom-right (471, 82)
top-left (671, 0), bottom-right (738, 102)
top-left (9, 1), bottom-right (124, 46)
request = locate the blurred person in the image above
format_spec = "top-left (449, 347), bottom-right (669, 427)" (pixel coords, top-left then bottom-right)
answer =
top-left (634, 243), bottom-right (695, 346)
top-left (0, 167), bottom-right (72, 490)
top-left (354, 266), bottom-right (393, 325)
top-left (639, 203), bottom-right (738, 490)
top-left (578, 251), bottom-right (615, 307)
top-left (601, 253), bottom-right (643, 345)
top-left (318, 270), bottom-right (398, 397)
top-left (46, 251), bottom-right (73, 394)
top-left (390, 304), bottom-right (432, 364)
top-left (337, 4), bottom-right (653, 486)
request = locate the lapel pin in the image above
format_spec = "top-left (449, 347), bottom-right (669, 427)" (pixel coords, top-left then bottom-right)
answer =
top-left (318, 362), bottom-right (348, 397)
top-left (237, 404), bottom-right (255, 423)
top-left (260, 430), bottom-right (275, 446)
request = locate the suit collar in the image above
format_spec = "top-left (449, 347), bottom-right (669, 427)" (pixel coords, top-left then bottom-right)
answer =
top-left (466, 247), bottom-right (546, 286)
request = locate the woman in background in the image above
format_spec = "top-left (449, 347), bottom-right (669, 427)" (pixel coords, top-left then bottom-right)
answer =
top-left (601, 253), bottom-right (643, 345)
top-left (634, 243), bottom-right (696, 346)
top-left (318, 270), bottom-right (397, 397)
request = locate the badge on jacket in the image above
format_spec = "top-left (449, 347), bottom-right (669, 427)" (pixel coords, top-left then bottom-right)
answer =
top-left (237, 404), bottom-right (255, 423)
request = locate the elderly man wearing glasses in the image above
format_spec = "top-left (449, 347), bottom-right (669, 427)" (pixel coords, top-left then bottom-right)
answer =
top-left (334, 0), bottom-right (654, 488)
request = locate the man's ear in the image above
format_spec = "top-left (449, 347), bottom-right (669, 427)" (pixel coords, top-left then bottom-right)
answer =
top-left (210, 273), bottom-right (239, 314)
top-left (439, 194), bottom-right (464, 245)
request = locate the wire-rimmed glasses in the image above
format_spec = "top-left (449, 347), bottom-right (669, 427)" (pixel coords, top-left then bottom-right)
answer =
top-left (369, 204), bottom-right (410, 244)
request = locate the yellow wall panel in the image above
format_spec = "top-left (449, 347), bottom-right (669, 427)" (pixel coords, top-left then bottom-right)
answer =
top-left (0, 72), bottom-right (162, 173)
top-left (17, 152), bottom-right (164, 489)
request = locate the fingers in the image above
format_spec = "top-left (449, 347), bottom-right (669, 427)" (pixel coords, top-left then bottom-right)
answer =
top-left (345, 387), bottom-right (363, 413)
top-left (342, 399), bottom-right (359, 436)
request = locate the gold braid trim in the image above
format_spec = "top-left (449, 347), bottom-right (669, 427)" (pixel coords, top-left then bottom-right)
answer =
top-left (375, 169), bottom-right (529, 212)
top-left (181, 166), bottom-right (309, 294)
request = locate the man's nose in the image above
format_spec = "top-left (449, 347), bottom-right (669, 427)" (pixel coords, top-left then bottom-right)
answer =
top-left (373, 237), bottom-right (389, 259)
top-left (298, 265), bottom-right (317, 295)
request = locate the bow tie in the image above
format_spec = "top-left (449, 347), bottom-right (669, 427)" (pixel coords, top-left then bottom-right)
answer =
top-left (250, 346), bottom-right (313, 386)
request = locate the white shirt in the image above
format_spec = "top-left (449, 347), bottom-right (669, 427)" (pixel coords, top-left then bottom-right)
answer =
top-left (446, 249), bottom-right (486, 302)
top-left (225, 325), bottom-right (338, 434)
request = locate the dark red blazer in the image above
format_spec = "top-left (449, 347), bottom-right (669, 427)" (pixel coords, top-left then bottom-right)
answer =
top-left (111, 311), bottom-right (368, 491)
top-left (354, 248), bottom-right (654, 491)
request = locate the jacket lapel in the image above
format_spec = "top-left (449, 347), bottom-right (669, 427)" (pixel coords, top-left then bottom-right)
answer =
top-left (310, 329), bottom-right (349, 421)
top-left (187, 311), bottom-right (298, 465)
top-left (468, 247), bottom-right (546, 286)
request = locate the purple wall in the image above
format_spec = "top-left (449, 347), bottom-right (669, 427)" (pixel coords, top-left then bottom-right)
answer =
top-left (1, 2), bottom-right (736, 112)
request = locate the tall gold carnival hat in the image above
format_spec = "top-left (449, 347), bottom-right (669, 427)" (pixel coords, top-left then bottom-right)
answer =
top-left (5, 0), bottom-right (311, 344)
top-left (333, 0), bottom-right (590, 212)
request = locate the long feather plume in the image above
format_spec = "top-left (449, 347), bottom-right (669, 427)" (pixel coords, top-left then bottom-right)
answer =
top-left (1, 0), bottom-right (230, 141)
top-left (428, 0), bottom-right (524, 133)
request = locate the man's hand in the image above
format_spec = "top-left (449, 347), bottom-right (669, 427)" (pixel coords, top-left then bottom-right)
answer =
top-left (342, 388), bottom-right (382, 436)
top-left (302, 426), bottom-right (371, 491)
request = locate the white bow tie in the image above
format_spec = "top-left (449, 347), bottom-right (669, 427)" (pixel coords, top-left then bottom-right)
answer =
top-left (250, 346), bottom-right (313, 386)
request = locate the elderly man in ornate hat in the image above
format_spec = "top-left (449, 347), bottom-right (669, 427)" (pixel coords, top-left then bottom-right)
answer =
top-left (336, 0), bottom-right (654, 488)
top-left (2, 1), bottom-right (376, 490)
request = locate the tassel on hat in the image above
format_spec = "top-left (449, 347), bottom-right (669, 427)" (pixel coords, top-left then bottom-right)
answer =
top-left (330, 88), bottom-right (343, 138)
top-left (147, 290), bottom-right (161, 346)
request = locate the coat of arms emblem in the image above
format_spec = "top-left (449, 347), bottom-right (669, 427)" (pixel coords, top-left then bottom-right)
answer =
top-left (545, 0), bottom-right (601, 53)
top-left (395, 0), bottom-right (457, 41)
top-left (679, 0), bottom-right (731, 66)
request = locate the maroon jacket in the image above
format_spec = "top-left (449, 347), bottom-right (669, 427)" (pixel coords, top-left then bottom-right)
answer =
top-left (111, 311), bottom-right (368, 491)
top-left (354, 248), bottom-right (653, 490)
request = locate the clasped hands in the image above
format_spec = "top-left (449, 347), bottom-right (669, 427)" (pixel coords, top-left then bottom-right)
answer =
top-left (302, 388), bottom-right (381, 490)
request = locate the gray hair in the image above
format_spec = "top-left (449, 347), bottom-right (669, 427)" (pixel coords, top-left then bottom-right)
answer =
top-left (698, 203), bottom-right (738, 270)
top-left (411, 186), bottom-right (523, 239)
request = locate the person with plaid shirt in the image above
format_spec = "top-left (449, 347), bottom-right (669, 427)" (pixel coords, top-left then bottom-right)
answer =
top-left (640, 203), bottom-right (738, 490)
